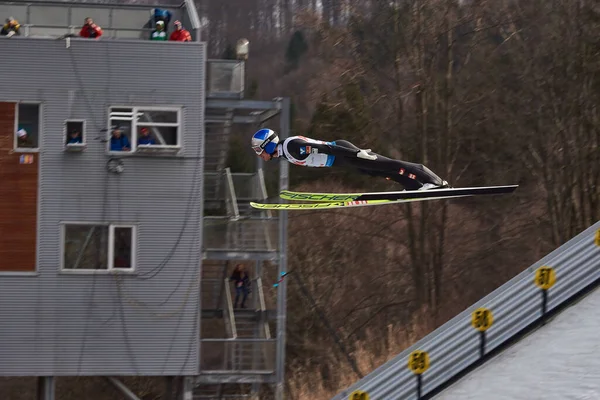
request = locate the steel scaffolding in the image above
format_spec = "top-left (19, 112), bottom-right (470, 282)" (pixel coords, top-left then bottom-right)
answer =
top-left (199, 69), bottom-right (290, 399)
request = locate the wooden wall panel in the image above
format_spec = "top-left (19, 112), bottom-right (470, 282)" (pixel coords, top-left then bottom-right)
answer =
top-left (0, 102), bottom-right (38, 272)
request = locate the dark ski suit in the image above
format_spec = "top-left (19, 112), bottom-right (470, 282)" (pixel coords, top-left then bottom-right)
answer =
top-left (279, 136), bottom-right (446, 191)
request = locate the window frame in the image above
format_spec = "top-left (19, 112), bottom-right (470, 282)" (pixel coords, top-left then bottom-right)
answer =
top-left (109, 224), bottom-right (138, 271)
top-left (64, 119), bottom-right (87, 150)
top-left (59, 221), bottom-right (137, 274)
top-left (13, 101), bottom-right (42, 153)
top-left (107, 105), bottom-right (182, 155)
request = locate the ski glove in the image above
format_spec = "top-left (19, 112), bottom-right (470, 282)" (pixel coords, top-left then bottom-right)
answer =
top-left (325, 144), bottom-right (377, 160)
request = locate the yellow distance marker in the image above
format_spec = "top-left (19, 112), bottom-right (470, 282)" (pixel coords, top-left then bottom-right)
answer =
top-left (471, 307), bottom-right (494, 332)
top-left (595, 229), bottom-right (600, 246)
top-left (349, 390), bottom-right (369, 400)
top-left (535, 266), bottom-right (556, 290)
top-left (408, 350), bottom-right (430, 375)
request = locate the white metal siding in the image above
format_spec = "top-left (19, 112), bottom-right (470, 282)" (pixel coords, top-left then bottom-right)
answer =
top-left (0, 38), bottom-right (205, 376)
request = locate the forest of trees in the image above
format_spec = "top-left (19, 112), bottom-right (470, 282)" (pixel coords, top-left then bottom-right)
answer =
top-left (1, 0), bottom-right (598, 399)
top-left (219, 0), bottom-right (599, 398)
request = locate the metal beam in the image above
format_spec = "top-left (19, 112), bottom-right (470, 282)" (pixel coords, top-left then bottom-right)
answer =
top-left (206, 98), bottom-right (282, 111)
top-left (202, 250), bottom-right (279, 261)
top-left (201, 309), bottom-right (277, 319)
top-left (164, 377), bottom-right (174, 400)
top-left (207, 114), bottom-right (280, 125)
top-left (183, 0), bottom-right (201, 40)
top-left (275, 97), bottom-right (291, 400)
top-left (204, 117), bottom-right (230, 123)
top-left (258, 108), bottom-right (282, 124)
top-left (232, 116), bottom-right (260, 124)
top-left (181, 377), bottom-right (193, 400)
top-left (195, 372), bottom-right (277, 385)
top-left (107, 377), bottom-right (142, 400)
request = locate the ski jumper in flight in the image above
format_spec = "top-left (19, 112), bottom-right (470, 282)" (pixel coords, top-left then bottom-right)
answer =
top-left (251, 129), bottom-right (450, 191)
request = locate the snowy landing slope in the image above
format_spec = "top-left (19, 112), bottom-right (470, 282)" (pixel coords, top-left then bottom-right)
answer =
top-left (434, 286), bottom-right (600, 400)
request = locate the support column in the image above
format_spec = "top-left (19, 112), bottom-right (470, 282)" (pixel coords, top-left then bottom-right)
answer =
top-left (107, 377), bottom-right (142, 400)
top-left (164, 376), bottom-right (174, 400)
top-left (179, 376), bottom-right (193, 400)
top-left (252, 259), bottom-right (262, 397)
top-left (275, 97), bottom-right (290, 400)
top-left (37, 377), bottom-right (55, 400)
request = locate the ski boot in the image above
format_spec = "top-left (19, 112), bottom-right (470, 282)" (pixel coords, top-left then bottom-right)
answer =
top-left (419, 180), bottom-right (451, 190)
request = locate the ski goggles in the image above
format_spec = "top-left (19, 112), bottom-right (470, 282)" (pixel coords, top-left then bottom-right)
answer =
top-left (252, 145), bottom-right (264, 155)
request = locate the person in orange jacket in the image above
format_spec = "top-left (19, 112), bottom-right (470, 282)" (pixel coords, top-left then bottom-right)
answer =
top-left (79, 17), bottom-right (102, 39)
top-left (169, 20), bottom-right (191, 42)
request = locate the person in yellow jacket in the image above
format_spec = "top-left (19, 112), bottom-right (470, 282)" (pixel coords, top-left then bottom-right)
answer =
top-left (1, 17), bottom-right (20, 37)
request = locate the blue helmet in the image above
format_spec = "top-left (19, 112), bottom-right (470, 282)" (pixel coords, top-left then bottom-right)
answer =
top-left (251, 128), bottom-right (279, 155)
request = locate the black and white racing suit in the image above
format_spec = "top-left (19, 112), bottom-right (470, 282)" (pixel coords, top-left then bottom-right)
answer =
top-left (276, 136), bottom-right (446, 191)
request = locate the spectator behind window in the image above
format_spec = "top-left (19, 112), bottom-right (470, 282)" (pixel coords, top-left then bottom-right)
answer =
top-left (138, 127), bottom-right (155, 145)
top-left (150, 20), bottom-right (167, 41)
top-left (16, 128), bottom-right (33, 148)
top-left (169, 20), bottom-right (191, 42)
top-left (1, 17), bottom-right (20, 37)
top-left (110, 126), bottom-right (130, 152)
top-left (67, 129), bottom-right (82, 144)
top-left (79, 17), bottom-right (102, 39)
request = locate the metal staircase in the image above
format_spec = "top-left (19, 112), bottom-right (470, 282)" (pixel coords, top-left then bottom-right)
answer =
top-left (201, 260), bottom-right (228, 314)
top-left (204, 101), bottom-right (236, 214)
top-left (194, 384), bottom-right (255, 400)
top-left (233, 310), bottom-right (260, 337)
top-left (200, 65), bottom-right (289, 399)
top-left (200, 168), bottom-right (275, 399)
top-left (194, 385), bottom-right (223, 400)
top-left (204, 119), bottom-right (232, 171)
top-left (198, 261), bottom-right (274, 400)
top-left (204, 168), bottom-right (272, 219)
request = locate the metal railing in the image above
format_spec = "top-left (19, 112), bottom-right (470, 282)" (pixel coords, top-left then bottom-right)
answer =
top-left (256, 168), bottom-right (274, 249)
top-left (193, 394), bottom-right (252, 400)
top-left (203, 171), bottom-right (224, 204)
top-left (205, 170), bottom-right (277, 245)
top-left (203, 217), bottom-right (278, 252)
top-left (204, 172), bottom-right (269, 199)
top-left (229, 172), bottom-right (265, 201)
top-left (204, 119), bottom-right (232, 173)
top-left (257, 169), bottom-right (270, 207)
top-left (200, 339), bottom-right (277, 373)
top-left (256, 277), bottom-right (271, 339)
top-left (255, 277), bottom-right (274, 372)
top-left (224, 168), bottom-right (240, 220)
top-left (223, 278), bottom-right (238, 339)
top-left (331, 221), bottom-right (600, 400)
top-left (0, 0), bottom-right (200, 40)
top-left (204, 172), bottom-right (250, 203)
top-left (201, 277), bottom-right (221, 311)
top-left (204, 172), bottom-right (263, 200)
top-left (207, 60), bottom-right (245, 99)
top-left (5, 24), bottom-right (154, 39)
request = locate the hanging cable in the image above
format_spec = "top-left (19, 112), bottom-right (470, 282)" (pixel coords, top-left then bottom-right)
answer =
top-left (66, 38), bottom-right (209, 380)
top-left (76, 162), bottom-right (111, 374)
